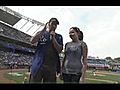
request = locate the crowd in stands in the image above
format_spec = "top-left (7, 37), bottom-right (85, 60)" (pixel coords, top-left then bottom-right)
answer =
top-left (0, 21), bottom-right (36, 69)
top-left (0, 49), bottom-right (33, 69)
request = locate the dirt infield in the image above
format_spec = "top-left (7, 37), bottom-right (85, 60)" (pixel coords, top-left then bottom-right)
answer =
top-left (0, 69), bottom-right (15, 83)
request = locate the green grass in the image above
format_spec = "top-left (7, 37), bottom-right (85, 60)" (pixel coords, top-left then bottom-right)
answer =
top-left (4, 69), bottom-right (120, 84)
top-left (4, 69), bottom-right (28, 83)
top-left (85, 79), bottom-right (108, 84)
top-left (85, 70), bottom-right (120, 84)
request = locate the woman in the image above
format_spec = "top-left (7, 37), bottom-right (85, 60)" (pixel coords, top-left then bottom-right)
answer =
top-left (61, 27), bottom-right (88, 83)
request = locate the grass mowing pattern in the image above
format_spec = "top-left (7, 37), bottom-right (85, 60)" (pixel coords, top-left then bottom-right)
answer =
top-left (4, 69), bottom-right (120, 84)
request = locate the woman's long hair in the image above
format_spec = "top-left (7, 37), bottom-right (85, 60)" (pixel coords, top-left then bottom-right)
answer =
top-left (70, 27), bottom-right (83, 41)
top-left (42, 22), bottom-right (49, 31)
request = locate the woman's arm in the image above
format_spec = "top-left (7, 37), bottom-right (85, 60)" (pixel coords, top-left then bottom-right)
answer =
top-left (80, 42), bottom-right (88, 83)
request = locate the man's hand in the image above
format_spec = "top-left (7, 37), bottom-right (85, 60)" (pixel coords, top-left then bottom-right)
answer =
top-left (79, 77), bottom-right (85, 84)
top-left (50, 31), bottom-right (56, 37)
top-left (56, 72), bottom-right (63, 80)
top-left (56, 72), bottom-right (60, 78)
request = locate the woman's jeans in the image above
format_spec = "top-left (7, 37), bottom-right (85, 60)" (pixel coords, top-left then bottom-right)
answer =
top-left (62, 72), bottom-right (82, 84)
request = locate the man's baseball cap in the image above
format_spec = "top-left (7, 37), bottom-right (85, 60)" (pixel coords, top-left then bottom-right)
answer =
top-left (49, 18), bottom-right (59, 25)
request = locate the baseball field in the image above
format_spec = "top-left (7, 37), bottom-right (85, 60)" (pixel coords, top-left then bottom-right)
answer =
top-left (0, 69), bottom-right (120, 84)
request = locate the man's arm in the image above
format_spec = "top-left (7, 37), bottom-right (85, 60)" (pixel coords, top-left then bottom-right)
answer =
top-left (30, 31), bottom-right (42, 44)
top-left (50, 31), bottom-right (63, 53)
top-left (52, 36), bottom-right (63, 53)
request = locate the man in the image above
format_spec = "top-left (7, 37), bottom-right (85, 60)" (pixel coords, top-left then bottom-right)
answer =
top-left (30, 18), bottom-right (63, 83)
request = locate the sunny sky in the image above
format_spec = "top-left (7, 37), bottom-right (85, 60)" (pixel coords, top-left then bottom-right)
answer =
top-left (6, 6), bottom-right (120, 59)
